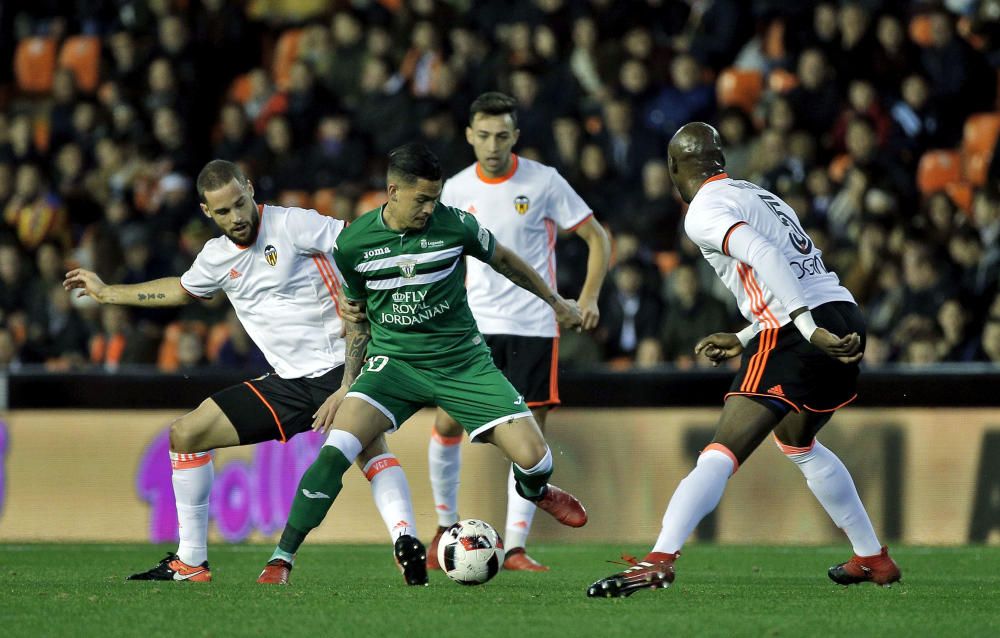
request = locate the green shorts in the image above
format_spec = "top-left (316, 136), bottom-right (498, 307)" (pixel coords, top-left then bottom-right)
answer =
top-left (345, 349), bottom-right (532, 441)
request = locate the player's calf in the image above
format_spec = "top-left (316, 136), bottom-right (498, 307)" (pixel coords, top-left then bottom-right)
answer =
top-left (828, 546), bottom-right (901, 586)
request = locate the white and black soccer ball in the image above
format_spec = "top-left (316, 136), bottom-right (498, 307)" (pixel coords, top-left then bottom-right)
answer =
top-left (437, 519), bottom-right (505, 585)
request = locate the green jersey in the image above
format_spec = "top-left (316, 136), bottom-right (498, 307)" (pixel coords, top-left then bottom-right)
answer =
top-left (333, 202), bottom-right (497, 365)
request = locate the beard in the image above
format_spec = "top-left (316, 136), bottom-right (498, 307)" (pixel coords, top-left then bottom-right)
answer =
top-left (221, 209), bottom-right (260, 246)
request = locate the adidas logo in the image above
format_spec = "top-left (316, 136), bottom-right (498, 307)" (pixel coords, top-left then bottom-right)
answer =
top-left (512, 521), bottom-right (528, 529)
top-left (392, 520), bottom-right (411, 529)
top-left (467, 204), bottom-right (477, 213)
top-left (229, 268), bottom-right (242, 280)
top-left (766, 384), bottom-right (785, 396)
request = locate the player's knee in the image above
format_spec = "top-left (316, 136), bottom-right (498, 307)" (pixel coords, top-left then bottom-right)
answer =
top-left (434, 414), bottom-right (463, 438)
top-left (169, 416), bottom-right (208, 453)
top-left (516, 438), bottom-right (549, 468)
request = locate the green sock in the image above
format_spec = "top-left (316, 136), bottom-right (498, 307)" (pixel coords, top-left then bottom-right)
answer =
top-left (274, 446), bottom-right (352, 555)
top-left (513, 463), bottom-right (553, 500)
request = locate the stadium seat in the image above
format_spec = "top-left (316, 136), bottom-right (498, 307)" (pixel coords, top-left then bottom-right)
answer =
top-left (272, 29), bottom-right (303, 91)
top-left (827, 154), bottom-right (853, 183)
top-left (909, 14), bottom-right (933, 47)
top-left (313, 188), bottom-right (338, 217)
top-left (945, 181), bottom-right (973, 213)
top-left (277, 190), bottom-right (312, 208)
top-left (916, 150), bottom-right (962, 195)
top-left (157, 321), bottom-right (207, 372)
top-left (355, 190), bottom-right (389, 216)
top-left (14, 37), bottom-right (57, 93)
top-left (58, 35), bottom-right (101, 92)
top-left (762, 19), bottom-right (786, 61)
top-left (716, 68), bottom-right (763, 114)
top-left (227, 73), bottom-right (253, 104)
top-left (33, 118), bottom-right (50, 153)
top-left (960, 113), bottom-right (1000, 186)
top-left (654, 251), bottom-right (679, 275)
top-left (767, 69), bottom-right (798, 94)
top-left (206, 323), bottom-right (230, 362)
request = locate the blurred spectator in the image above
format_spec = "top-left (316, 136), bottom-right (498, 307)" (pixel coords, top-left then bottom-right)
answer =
top-left (787, 48), bottom-right (841, 141)
top-left (0, 327), bottom-right (20, 370)
top-left (645, 53), bottom-right (715, 140)
top-left (354, 57), bottom-right (417, 155)
top-left (284, 61), bottom-right (335, 146)
top-left (214, 102), bottom-right (255, 161)
top-left (323, 11), bottom-right (367, 100)
top-left (215, 309), bottom-right (268, 374)
top-left (888, 74), bottom-right (945, 170)
top-left (249, 116), bottom-right (309, 199)
top-left (22, 285), bottom-right (89, 366)
top-left (938, 298), bottom-right (979, 362)
top-left (920, 8), bottom-right (997, 125)
top-left (4, 164), bottom-right (69, 252)
top-left (628, 159), bottom-right (683, 251)
top-left (658, 262), bottom-right (731, 366)
top-left (948, 225), bottom-right (999, 312)
top-left (600, 98), bottom-right (659, 186)
top-left (716, 107), bottom-right (754, 179)
top-left (975, 316), bottom-right (1000, 364)
top-left (89, 305), bottom-right (156, 371)
top-left (548, 115), bottom-right (583, 182)
top-left (308, 112), bottom-right (368, 188)
top-left (597, 258), bottom-right (663, 362)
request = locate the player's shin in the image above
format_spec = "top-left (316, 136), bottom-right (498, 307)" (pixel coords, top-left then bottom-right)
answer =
top-left (428, 430), bottom-right (462, 527)
top-left (652, 445), bottom-right (736, 555)
top-left (271, 431), bottom-right (362, 562)
top-left (778, 437), bottom-right (882, 556)
top-left (365, 453), bottom-right (417, 541)
top-left (170, 451), bottom-right (214, 566)
top-left (512, 446), bottom-right (553, 499)
top-left (505, 465), bottom-right (537, 549)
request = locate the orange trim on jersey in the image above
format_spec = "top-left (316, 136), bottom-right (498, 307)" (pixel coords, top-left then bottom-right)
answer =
top-left (320, 254), bottom-right (343, 314)
top-left (722, 221), bottom-right (747, 256)
top-left (234, 204), bottom-right (265, 250)
top-left (804, 393), bottom-right (858, 413)
top-left (475, 154), bottom-right (519, 184)
top-left (364, 456), bottom-right (401, 481)
top-left (528, 337), bottom-right (561, 407)
top-left (312, 254), bottom-right (342, 315)
top-left (431, 430), bottom-right (463, 446)
top-left (736, 263), bottom-right (780, 328)
top-left (772, 433), bottom-right (815, 455)
top-left (243, 381), bottom-right (287, 442)
top-left (701, 172), bottom-right (729, 187)
top-left (179, 281), bottom-right (211, 300)
top-left (723, 391), bottom-right (801, 413)
top-left (701, 442), bottom-right (739, 473)
top-left (566, 212), bottom-right (594, 233)
top-left (170, 453), bottom-right (212, 470)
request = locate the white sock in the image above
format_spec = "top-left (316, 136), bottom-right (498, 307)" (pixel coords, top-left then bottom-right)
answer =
top-left (505, 464), bottom-right (537, 550)
top-left (778, 437), bottom-right (882, 556)
top-left (364, 453), bottom-right (417, 541)
top-left (170, 451), bottom-right (214, 566)
top-left (652, 446), bottom-right (735, 555)
top-left (428, 431), bottom-right (462, 527)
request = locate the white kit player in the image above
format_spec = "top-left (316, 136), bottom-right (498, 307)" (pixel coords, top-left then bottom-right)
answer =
top-left (425, 93), bottom-right (610, 572)
top-left (587, 123), bottom-right (901, 598)
top-left (64, 160), bottom-right (427, 585)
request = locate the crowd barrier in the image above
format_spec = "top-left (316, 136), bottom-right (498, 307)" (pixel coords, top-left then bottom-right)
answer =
top-left (1, 367), bottom-right (997, 545)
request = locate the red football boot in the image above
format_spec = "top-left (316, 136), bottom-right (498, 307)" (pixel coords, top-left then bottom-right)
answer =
top-left (828, 546), bottom-right (901, 586)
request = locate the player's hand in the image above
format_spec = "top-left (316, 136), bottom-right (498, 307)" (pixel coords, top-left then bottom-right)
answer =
top-left (577, 295), bottom-right (600, 331)
top-left (63, 268), bottom-right (109, 303)
top-left (553, 297), bottom-right (584, 332)
top-left (810, 328), bottom-right (863, 363)
top-left (338, 291), bottom-right (366, 324)
top-left (312, 385), bottom-right (348, 434)
top-left (694, 332), bottom-right (743, 367)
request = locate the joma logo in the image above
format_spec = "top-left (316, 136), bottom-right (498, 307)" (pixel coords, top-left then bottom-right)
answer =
top-left (363, 247), bottom-right (391, 260)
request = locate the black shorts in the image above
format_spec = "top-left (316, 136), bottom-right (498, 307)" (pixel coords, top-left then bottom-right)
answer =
top-left (726, 302), bottom-right (865, 415)
top-left (210, 367), bottom-right (345, 445)
top-left (484, 334), bottom-right (560, 408)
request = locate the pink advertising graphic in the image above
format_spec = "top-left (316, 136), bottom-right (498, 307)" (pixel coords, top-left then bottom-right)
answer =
top-left (136, 428), bottom-right (325, 542)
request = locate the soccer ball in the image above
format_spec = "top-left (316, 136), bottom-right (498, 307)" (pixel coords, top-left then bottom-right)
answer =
top-left (436, 519), bottom-right (505, 585)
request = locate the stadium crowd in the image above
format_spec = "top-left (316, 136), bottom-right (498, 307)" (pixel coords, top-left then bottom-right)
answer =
top-left (0, 0), bottom-right (999, 373)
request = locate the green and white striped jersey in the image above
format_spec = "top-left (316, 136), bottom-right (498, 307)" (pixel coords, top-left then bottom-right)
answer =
top-left (333, 202), bottom-right (496, 365)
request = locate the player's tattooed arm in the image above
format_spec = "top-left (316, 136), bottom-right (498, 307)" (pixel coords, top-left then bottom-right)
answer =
top-left (62, 271), bottom-right (193, 306)
top-left (342, 318), bottom-right (371, 386)
top-left (489, 243), bottom-right (583, 330)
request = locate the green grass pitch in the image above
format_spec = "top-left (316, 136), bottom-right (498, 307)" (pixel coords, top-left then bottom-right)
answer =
top-left (2, 544), bottom-right (997, 637)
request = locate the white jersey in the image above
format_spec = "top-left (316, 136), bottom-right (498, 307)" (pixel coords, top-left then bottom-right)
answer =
top-left (181, 204), bottom-right (346, 379)
top-left (442, 155), bottom-right (592, 337)
top-left (683, 174), bottom-right (854, 334)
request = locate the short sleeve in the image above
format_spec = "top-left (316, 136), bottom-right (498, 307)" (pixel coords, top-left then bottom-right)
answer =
top-left (180, 250), bottom-right (223, 299)
top-left (545, 169), bottom-right (593, 231)
top-left (332, 242), bottom-right (366, 300)
top-left (284, 207), bottom-right (345, 255)
top-left (683, 199), bottom-right (747, 256)
top-left (440, 177), bottom-right (459, 209)
top-left (455, 206), bottom-right (495, 262)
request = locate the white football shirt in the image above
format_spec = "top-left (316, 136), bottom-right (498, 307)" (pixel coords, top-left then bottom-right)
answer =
top-left (181, 204), bottom-right (346, 379)
top-left (684, 174), bottom-right (855, 334)
top-left (442, 155), bottom-right (592, 337)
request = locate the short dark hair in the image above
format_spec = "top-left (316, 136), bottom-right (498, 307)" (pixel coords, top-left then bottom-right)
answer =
top-left (197, 160), bottom-right (248, 204)
top-left (469, 91), bottom-right (518, 126)
top-left (387, 142), bottom-right (442, 184)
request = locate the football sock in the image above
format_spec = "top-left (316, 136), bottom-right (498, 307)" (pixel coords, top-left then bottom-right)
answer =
top-left (505, 464), bottom-right (537, 550)
top-left (778, 437), bottom-right (882, 557)
top-left (364, 453), bottom-right (417, 542)
top-left (512, 446), bottom-right (553, 500)
top-left (170, 451), bottom-right (213, 566)
top-left (428, 430), bottom-right (462, 527)
top-left (276, 431), bottom-right (362, 556)
top-left (652, 446), bottom-right (735, 555)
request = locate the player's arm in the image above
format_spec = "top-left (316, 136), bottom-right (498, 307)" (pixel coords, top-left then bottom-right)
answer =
top-left (63, 269), bottom-right (193, 306)
top-left (724, 224), bottom-right (862, 363)
top-left (488, 242), bottom-right (582, 331)
top-left (573, 217), bottom-right (611, 331)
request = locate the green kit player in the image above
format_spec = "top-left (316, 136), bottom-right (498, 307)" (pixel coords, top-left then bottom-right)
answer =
top-left (257, 143), bottom-right (588, 584)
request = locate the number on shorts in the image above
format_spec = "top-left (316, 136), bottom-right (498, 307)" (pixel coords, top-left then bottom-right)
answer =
top-left (366, 355), bottom-right (389, 373)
